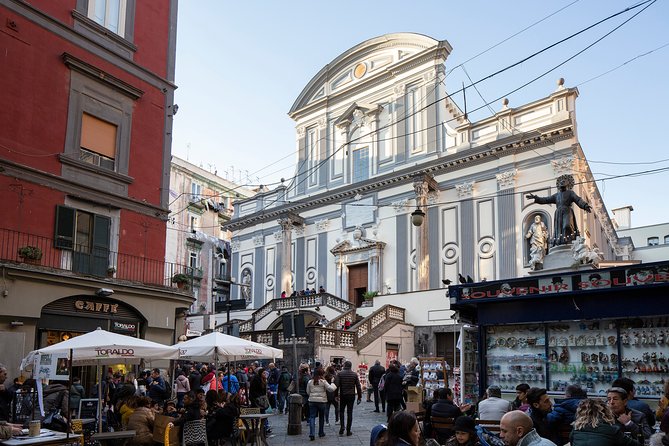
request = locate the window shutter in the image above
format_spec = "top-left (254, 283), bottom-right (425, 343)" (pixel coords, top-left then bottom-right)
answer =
top-left (55, 205), bottom-right (75, 249)
top-left (91, 215), bottom-right (111, 277)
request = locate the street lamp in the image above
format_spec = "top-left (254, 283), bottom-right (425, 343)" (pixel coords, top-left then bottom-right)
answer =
top-left (411, 207), bottom-right (425, 227)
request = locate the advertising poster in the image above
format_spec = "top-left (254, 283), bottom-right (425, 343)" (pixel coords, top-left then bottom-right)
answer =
top-left (36, 353), bottom-right (71, 381)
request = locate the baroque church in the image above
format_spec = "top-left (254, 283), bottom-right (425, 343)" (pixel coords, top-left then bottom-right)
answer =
top-left (222, 33), bottom-right (620, 367)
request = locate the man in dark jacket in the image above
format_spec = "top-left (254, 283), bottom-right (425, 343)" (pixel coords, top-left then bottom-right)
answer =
top-left (607, 386), bottom-right (652, 441)
top-left (383, 364), bottom-right (404, 422)
top-left (0, 366), bottom-right (11, 422)
top-left (613, 377), bottom-right (655, 428)
top-left (526, 387), bottom-right (560, 445)
top-left (146, 368), bottom-right (166, 404)
top-left (547, 384), bottom-right (587, 428)
top-left (430, 387), bottom-right (472, 442)
top-left (188, 366), bottom-right (202, 392)
top-left (334, 360), bottom-right (362, 436)
top-left (368, 360), bottom-right (385, 413)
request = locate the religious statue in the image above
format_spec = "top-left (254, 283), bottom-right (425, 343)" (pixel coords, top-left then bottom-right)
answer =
top-left (525, 174), bottom-right (591, 246)
top-left (241, 269), bottom-right (252, 303)
top-left (525, 215), bottom-right (549, 270)
top-left (572, 235), bottom-right (603, 268)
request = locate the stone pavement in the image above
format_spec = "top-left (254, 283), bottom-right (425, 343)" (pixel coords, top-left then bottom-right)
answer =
top-left (265, 399), bottom-right (388, 446)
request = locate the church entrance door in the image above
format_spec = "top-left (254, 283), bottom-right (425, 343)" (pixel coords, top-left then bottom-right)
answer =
top-left (347, 263), bottom-right (368, 307)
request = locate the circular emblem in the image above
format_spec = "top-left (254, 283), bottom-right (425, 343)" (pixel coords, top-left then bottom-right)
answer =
top-left (354, 63), bottom-right (367, 79)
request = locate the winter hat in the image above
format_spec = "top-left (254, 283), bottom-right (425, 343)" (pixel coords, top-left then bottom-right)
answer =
top-left (454, 416), bottom-right (476, 434)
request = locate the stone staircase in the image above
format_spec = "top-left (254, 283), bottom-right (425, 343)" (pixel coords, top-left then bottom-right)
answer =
top-left (351, 304), bottom-right (406, 352)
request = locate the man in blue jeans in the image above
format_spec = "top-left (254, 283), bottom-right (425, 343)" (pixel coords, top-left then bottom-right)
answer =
top-left (277, 366), bottom-right (292, 414)
top-left (334, 361), bottom-right (362, 436)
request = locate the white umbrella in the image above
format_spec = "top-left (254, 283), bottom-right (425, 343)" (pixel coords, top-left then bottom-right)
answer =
top-left (22, 327), bottom-right (180, 366)
top-left (21, 327), bottom-right (180, 432)
top-left (175, 331), bottom-right (283, 362)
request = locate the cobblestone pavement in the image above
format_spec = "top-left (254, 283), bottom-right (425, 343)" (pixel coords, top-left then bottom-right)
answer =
top-left (265, 400), bottom-right (388, 446)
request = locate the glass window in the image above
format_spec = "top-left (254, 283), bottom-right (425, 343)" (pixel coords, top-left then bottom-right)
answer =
top-left (80, 113), bottom-right (117, 170)
top-left (191, 182), bottom-right (202, 201)
top-left (406, 84), bottom-right (423, 153)
top-left (378, 103), bottom-right (393, 162)
top-left (54, 205), bottom-right (111, 277)
top-left (664, 235), bottom-right (669, 244)
top-left (306, 127), bottom-right (319, 187)
top-left (88, 0), bottom-right (127, 37)
top-left (189, 214), bottom-right (199, 232)
top-left (648, 237), bottom-right (659, 246)
top-left (352, 147), bottom-right (369, 183)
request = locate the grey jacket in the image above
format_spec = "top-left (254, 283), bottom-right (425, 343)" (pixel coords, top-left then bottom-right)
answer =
top-left (518, 429), bottom-right (557, 446)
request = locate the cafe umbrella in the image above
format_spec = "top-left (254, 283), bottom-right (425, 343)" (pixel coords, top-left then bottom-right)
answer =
top-left (22, 327), bottom-right (180, 432)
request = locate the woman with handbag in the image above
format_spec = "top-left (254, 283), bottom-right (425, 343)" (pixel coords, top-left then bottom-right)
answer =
top-left (306, 367), bottom-right (336, 441)
top-left (249, 368), bottom-right (272, 435)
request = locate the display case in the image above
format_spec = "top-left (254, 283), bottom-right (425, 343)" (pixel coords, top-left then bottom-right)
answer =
top-left (620, 316), bottom-right (669, 398)
top-left (547, 320), bottom-right (619, 397)
top-left (485, 323), bottom-right (546, 391)
top-left (419, 357), bottom-right (448, 392)
top-left (461, 327), bottom-right (479, 404)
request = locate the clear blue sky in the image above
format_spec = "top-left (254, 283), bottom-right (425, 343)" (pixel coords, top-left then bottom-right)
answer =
top-left (172, 0), bottom-right (669, 228)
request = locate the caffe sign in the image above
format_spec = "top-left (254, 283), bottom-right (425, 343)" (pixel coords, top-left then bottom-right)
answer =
top-left (74, 300), bottom-right (119, 313)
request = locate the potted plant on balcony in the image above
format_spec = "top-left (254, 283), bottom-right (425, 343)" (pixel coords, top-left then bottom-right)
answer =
top-left (17, 245), bottom-right (42, 264)
top-left (362, 291), bottom-right (378, 307)
top-left (171, 273), bottom-right (191, 290)
top-left (106, 266), bottom-right (117, 278)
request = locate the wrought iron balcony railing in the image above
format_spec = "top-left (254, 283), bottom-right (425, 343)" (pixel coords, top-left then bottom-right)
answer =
top-left (0, 228), bottom-right (191, 289)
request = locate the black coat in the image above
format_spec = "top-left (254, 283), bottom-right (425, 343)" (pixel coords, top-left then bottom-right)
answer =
top-left (382, 371), bottom-right (403, 401)
top-left (368, 364), bottom-right (386, 387)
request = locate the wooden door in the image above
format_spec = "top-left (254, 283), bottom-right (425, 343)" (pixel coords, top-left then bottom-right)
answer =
top-left (347, 263), bottom-right (368, 307)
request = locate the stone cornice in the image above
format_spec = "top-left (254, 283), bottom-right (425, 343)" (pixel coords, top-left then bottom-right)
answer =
top-left (0, 157), bottom-right (169, 219)
top-left (63, 52), bottom-right (144, 99)
top-left (223, 124), bottom-right (574, 231)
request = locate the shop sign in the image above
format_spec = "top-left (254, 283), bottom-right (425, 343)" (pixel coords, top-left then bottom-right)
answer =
top-left (452, 261), bottom-right (669, 302)
top-left (112, 321), bottom-right (137, 335)
top-left (74, 300), bottom-right (119, 313)
top-left (95, 347), bottom-right (135, 357)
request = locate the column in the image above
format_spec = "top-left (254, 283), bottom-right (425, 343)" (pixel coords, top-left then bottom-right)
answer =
top-left (414, 179), bottom-right (430, 290)
top-left (278, 218), bottom-right (294, 296)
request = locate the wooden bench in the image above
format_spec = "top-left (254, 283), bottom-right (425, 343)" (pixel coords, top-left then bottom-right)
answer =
top-left (430, 416), bottom-right (455, 443)
top-left (476, 419), bottom-right (501, 433)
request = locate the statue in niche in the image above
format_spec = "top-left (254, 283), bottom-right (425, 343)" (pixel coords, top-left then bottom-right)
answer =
top-left (241, 268), bottom-right (252, 303)
top-left (526, 174), bottom-right (591, 246)
top-left (526, 214), bottom-right (549, 270)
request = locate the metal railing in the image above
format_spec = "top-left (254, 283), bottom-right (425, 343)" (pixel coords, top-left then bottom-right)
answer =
top-left (0, 228), bottom-right (191, 289)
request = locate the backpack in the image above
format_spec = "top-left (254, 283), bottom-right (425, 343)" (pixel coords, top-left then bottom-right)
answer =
top-left (163, 380), bottom-right (173, 400)
top-left (378, 374), bottom-right (386, 391)
top-left (279, 372), bottom-right (291, 391)
top-left (476, 425), bottom-right (505, 446)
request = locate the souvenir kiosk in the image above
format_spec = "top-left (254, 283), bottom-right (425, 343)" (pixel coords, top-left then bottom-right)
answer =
top-left (449, 260), bottom-right (669, 400)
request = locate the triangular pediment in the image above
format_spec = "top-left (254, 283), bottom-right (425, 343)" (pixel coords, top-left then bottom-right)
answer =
top-left (330, 237), bottom-right (386, 255)
top-left (334, 102), bottom-right (382, 129)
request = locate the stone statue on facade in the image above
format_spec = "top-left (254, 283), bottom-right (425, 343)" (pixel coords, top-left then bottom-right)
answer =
top-left (525, 174), bottom-right (592, 246)
top-left (526, 215), bottom-right (549, 270)
top-left (572, 236), bottom-right (603, 268)
top-left (241, 269), bottom-right (252, 303)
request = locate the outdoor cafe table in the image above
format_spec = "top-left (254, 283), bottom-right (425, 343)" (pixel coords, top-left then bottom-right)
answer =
top-left (91, 429), bottom-right (136, 446)
top-left (239, 413), bottom-right (272, 446)
top-left (2, 430), bottom-right (81, 446)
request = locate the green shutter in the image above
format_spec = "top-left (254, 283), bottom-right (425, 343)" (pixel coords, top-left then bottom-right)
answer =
top-left (91, 215), bottom-right (111, 277)
top-left (54, 205), bottom-right (75, 249)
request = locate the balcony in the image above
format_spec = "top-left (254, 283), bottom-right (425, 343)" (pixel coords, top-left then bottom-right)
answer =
top-left (0, 228), bottom-right (190, 289)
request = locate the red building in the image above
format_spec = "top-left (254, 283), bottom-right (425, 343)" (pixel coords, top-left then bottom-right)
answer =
top-left (0, 0), bottom-right (191, 375)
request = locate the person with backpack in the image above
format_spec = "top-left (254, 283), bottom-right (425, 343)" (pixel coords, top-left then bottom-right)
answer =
top-left (277, 366), bottom-right (292, 415)
top-left (267, 363), bottom-right (280, 412)
top-left (368, 360), bottom-right (386, 413)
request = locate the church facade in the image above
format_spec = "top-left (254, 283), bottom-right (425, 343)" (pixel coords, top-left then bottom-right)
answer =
top-left (224, 33), bottom-right (620, 314)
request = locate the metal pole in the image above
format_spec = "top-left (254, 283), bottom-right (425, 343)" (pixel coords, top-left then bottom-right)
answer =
top-left (291, 312), bottom-right (298, 394)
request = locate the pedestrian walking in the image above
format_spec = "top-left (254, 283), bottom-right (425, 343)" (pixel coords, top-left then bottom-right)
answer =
top-left (334, 360), bottom-right (362, 436)
top-left (306, 368), bottom-right (336, 441)
top-left (368, 360), bottom-right (386, 413)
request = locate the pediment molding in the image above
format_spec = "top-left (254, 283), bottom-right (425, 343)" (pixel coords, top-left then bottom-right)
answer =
top-left (330, 237), bottom-right (387, 255)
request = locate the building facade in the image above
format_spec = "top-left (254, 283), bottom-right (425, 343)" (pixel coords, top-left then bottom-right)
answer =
top-left (165, 156), bottom-right (255, 333)
top-left (0, 0), bottom-right (188, 376)
top-left (223, 33), bottom-right (623, 366)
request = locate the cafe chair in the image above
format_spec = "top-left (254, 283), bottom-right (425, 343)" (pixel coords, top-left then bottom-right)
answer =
top-left (182, 419), bottom-right (207, 446)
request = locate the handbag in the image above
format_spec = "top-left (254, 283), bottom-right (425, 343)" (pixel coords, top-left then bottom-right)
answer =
top-left (43, 410), bottom-right (68, 432)
top-left (254, 395), bottom-right (269, 410)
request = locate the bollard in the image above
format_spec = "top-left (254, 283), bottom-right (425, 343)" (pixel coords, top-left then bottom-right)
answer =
top-left (287, 393), bottom-right (303, 435)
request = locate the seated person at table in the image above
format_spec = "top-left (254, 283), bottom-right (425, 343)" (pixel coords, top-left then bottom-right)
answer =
top-left (0, 421), bottom-right (23, 439)
top-left (431, 388), bottom-right (472, 443)
top-left (163, 400), bottom-right (179, 418)
top-left (126, 396), bottom-right (155, 446)
top-left (478, 385), bottom-right (512, 422)
top-left (119, 395), bottom-right (138, 427)
top-left (207, 393), bottom-right (240, 445)
top-left (173, 391), bottom-right (203, 426)
top-left (445, 416), bottom-right (481, 446)
top-left (422, 389), bottom-right (440, 439)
